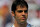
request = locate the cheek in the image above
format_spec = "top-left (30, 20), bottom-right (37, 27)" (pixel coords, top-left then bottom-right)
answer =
top-left (25, 13), bottom-right (28, 16)
top-left (25, 13), bottom-right (28, 18)
top-left (15, 13), bottom-right (22, 20)
top-left (16, 13), bottom-right (22, 17)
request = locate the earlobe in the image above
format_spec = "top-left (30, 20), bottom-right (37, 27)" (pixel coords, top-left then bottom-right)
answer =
top-left (11, 11), bottom-right (14, 16)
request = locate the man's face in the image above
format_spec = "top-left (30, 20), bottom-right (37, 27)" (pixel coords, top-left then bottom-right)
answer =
top-left (0, 5), bottom-right (9, 20)
top-left (14, 5), bottom-right (28, 24)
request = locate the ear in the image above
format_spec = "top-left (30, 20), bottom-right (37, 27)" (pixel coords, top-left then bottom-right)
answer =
top-left (11, 11), bottom-right (14, 16)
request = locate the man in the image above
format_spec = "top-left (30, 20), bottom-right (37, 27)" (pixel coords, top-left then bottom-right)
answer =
top-left (11, 0), bottom-right (31, 27)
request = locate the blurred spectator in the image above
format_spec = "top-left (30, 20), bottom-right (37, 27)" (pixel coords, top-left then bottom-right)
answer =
top-left (0, 0), bottom-right (12, 27)
top-left (34, 0), bottom-right (40, 5)
top-left (27, 3), bottom-right (40, 27)
top-left (25, 0), bottom-right (36, 4)
top-left (36, 8), bottom-right (40, 18)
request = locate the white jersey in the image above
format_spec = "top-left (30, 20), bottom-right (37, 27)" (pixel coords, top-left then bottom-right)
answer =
top-left (12, 23), bottom-right (31, 27)
top-left (6, 23), bottom-right (31, 27)
top-left (12, 24), bottom-right (15, 27)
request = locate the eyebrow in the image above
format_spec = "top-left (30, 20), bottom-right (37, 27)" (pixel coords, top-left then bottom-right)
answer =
top-left (17, 10), bottom-right (28, 11)
top-left (17, 10), bottom-right (28, 12)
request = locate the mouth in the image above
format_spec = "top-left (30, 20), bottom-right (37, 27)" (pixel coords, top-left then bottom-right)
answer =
top-left (21, 17), bottom-right (26, 21)
top-left (21, 18), bottom-right (25, 19)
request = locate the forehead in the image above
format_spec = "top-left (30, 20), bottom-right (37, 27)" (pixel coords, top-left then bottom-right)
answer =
top-left (16, 5), bottom-right (27, 10)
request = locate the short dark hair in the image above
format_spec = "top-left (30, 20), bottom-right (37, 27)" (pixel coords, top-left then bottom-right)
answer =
top-left (11, 0), bottom-right (28, 13)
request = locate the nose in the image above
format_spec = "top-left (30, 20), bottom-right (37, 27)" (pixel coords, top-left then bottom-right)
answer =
top-left (22, 11), bottom-right (25, 16)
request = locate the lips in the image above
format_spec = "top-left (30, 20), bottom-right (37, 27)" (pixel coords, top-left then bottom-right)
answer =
top-left (21, 17), bottom-right (26, 20)
top-left (21, 18), bottom-right (25, 19)
top-left (20, 18), bottom-right (26, 21)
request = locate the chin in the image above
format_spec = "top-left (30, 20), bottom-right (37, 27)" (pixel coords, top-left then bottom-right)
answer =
top-left (20, 22), bottom-right (26, 24)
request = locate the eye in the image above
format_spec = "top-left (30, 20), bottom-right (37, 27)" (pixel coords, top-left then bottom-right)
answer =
top-left (17, 10), bottom-right (23, 13)
top-left (24, 10), bottom-right (28, 13)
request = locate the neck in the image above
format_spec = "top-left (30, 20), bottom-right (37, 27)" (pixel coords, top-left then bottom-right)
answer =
top-left (14, 19), bottom-right (27, 27)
